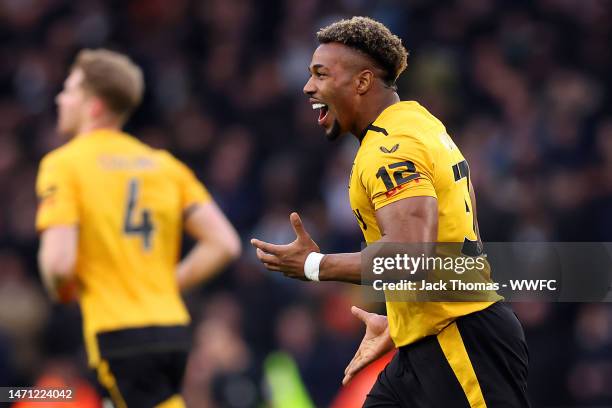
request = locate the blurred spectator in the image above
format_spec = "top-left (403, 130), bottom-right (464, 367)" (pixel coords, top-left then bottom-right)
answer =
top-left (184, 297), bottom-right (259, 408)
top-left (0, 250), bottom-right (48, 381)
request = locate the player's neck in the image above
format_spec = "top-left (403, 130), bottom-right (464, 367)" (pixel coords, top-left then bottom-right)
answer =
top-left (76, 116), bottom-right (122, 137)
top-left (352, 91), bottom-right (400, 140)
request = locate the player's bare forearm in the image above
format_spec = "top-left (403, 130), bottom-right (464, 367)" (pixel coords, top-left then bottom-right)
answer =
top-left (177, 242), bottom-right (239, 291)
top-left (38, 226), bottom-right (78, 302)
top-left (319, 198), bottom-right (437, 284)
top-left (319, 252), bottom-right (362, 283)
top-left (178, 202), bottom-right (241, 291)
top-left (318, 233), bottom-right (432, 284)
top-left (252, 199), bottom-right (437, 284)
top-left (316, 250), bottom-right (413, 285)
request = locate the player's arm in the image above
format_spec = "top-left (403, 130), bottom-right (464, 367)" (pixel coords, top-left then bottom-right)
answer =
top-left (36, 153), bottom-right (80, 302)
top-left (251, 133), bottom-right (436, 283)
top-left (250, 196), bottom-right (437, 283)
top-left (38, 225), bottom-right (78, 302)
top-left (176, 202), bottom-right (241, 291)
top-left (320, 196), bottom-right (437, 283)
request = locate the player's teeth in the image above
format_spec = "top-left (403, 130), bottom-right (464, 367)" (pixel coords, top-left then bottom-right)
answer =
top-left (312, 103), bottom-right (326, 110)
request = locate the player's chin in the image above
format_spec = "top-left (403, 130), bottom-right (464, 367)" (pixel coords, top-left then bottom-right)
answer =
top-left (324, 119), bottom-right (342, 141)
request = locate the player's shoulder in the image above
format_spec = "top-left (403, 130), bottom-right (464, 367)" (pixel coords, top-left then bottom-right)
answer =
top-left (360, 101), bottom-right (448, 158)
top-left (39, 139), bottom-right (82, 169)
top-left (154, 149), bottom-right (182, 168)
top-left (356, 102), bottom-right (448, 174)
top-left (378, 101), bottom-right (446, 138)
top-left (152, 149), bottom-right (195, 178)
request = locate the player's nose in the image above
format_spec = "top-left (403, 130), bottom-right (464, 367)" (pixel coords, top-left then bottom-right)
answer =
top-left (303, 77), bottom-right (316, 96)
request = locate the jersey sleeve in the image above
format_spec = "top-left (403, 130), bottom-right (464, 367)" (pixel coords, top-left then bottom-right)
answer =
top-left (162, 152), bottom-right (211, 211)
top-left (36, 153), bottom-right (79, 231)
top-left (358, 133), bottom-right (437, 211)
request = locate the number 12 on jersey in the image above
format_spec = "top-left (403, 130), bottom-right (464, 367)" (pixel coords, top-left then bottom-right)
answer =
top-left (123, 178), bottom-right (154, 250)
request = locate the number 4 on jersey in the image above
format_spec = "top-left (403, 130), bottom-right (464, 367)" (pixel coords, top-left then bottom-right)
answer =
top-left (123, 178), bottom-right (154, 250)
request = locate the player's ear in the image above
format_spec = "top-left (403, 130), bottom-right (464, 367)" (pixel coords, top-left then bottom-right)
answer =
top-left (356, 70), bottom-right (374, 95)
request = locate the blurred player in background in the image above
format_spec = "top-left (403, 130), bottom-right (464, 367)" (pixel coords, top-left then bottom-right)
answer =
top-left (252, 17), bottom-right (529, 407)
top-left (36, 49), bottom-right (241, 408)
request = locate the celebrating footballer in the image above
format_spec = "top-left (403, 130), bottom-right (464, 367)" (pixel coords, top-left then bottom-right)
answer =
top-left (252, 17), bottom-right (529, 407)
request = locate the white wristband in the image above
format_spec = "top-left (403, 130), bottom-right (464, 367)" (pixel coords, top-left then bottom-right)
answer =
top-left (304, 252), bottom-right (325, 281)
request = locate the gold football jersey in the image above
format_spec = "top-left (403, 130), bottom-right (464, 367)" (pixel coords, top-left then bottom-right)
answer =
top-left (349, 102), bottom-right (502, 347)
top-left (36, 129), bottom-right (211, 365)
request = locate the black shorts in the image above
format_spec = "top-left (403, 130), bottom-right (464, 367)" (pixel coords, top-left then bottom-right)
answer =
top-left (364, 302), bottom-right (530, 408)
top-left (94, 325), bottom-right (190, 408)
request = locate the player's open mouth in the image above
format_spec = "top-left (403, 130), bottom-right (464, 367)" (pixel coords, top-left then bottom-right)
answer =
top-left (312, 102), bottom-right (329, 126)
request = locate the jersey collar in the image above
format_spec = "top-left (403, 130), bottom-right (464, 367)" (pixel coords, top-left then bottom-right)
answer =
top-left (357, 101), bottom-right (408, 143)
top-left (358, 123), bottom-right (389, 143)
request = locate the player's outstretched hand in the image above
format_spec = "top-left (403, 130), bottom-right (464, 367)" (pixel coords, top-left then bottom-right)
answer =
top-left (343, 306), bottom-right (395, 386)
top-left (251, 212), bottom-right (320, 280)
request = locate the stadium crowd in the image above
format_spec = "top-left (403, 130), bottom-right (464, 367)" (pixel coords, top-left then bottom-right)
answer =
top-left (0, 0), bottom-right (611, 406)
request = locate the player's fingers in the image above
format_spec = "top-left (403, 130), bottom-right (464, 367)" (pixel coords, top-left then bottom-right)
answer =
top-left (345, 354), bottom-right (369, 379)
top-left (256, 248), bottom-right (279, 265)
top-left (263, 263), bottom-right (281, 271)
top-left (343, 353), bottom-right (366, 385)
top-left (350, 306), bottom-right (372, 323)
top-left (250, 238), bottom-right (281, 255)
top-left (344, 351), bottom-right (359, 375)
top-left (342, 373), bottom-right (352, 386)
top-left (344, 356), bottom-right (359, 376)
top-left (290, 212), bottom-right (310, 240)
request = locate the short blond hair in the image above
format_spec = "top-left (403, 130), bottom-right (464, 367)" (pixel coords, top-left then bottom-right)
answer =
top-left (72, 49), bottom-right (144, 118)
